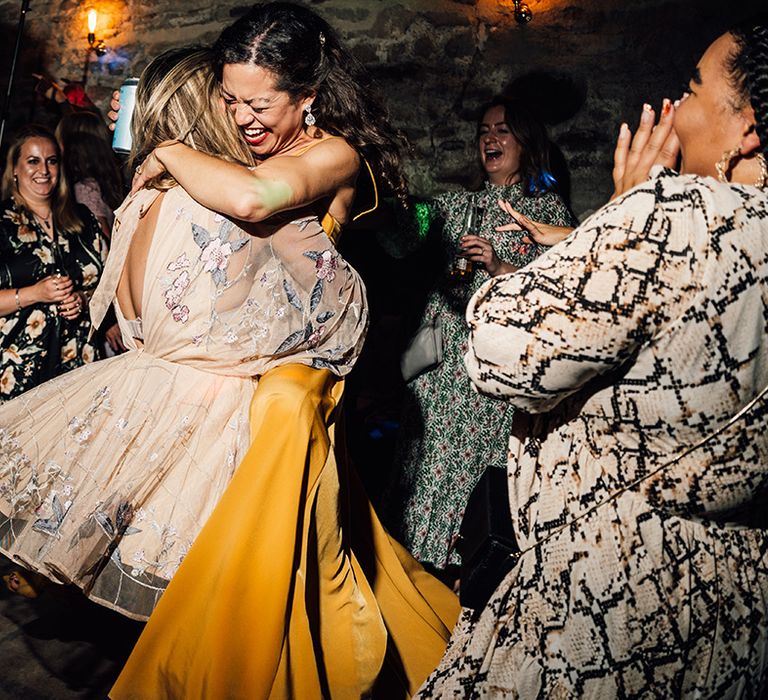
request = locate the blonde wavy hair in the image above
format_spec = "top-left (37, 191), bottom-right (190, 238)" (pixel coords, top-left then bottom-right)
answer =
top-left (129, 46), bottom-right (254, 190)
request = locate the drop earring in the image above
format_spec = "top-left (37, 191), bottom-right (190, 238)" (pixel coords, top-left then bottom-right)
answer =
top-left (304, 104), bottom-right (316, 128)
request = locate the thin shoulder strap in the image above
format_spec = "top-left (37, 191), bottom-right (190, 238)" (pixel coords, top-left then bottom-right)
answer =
top-left (351, 158), bottom-right (379, 222)
top-left (288, 135), bottom-right (345, 157)
top-left (513, 381), bottom-right (768, 560)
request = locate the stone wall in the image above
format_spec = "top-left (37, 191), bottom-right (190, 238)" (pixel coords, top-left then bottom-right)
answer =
top-left (0, 0), bottom-right (764, 216)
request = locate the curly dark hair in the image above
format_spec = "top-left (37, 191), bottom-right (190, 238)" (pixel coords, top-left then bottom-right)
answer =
top-left (728, 14), bottom-right (768, 152)
top-left (213, 1), bottom-right (408, 203)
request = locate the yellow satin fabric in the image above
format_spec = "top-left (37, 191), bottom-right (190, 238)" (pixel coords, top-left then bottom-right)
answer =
top-left (110, 364), bottom-right (459, 699)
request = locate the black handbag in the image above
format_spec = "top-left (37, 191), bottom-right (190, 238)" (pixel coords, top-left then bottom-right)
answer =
top-left (454, 384), bottom-right (768, 612)
top-left (455, 465), bottom-right (520, 611)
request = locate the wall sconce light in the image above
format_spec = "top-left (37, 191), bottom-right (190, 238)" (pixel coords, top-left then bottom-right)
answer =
top-left (87, 9), bottom-right (107, 56)
top-left (513, 0), bottom-right (533, 23)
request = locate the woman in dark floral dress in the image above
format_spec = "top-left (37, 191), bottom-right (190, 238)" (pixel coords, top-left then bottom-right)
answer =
top-left (0, 125), bottom-right (105, 401)
top-left (384, 97), bottom-right (576, 579)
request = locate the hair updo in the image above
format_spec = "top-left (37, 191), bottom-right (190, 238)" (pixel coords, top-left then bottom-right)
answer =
top-left (728, 14), bottom-right (768, 152)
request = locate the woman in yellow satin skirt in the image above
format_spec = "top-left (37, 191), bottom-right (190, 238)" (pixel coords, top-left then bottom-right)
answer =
top-left (105, 4), bottom-right (459, 695)
top-left (111, 364), bottom-right (458, 699)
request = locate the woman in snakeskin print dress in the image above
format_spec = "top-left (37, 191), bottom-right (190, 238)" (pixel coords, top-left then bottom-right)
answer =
top-left (418, 16), bottom-right (768, 698)
top-left (384, 97), bottom-right (575, 579)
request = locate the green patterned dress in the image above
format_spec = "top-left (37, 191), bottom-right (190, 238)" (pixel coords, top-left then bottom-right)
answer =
top-left (384, 181), bottom-right (575, 570)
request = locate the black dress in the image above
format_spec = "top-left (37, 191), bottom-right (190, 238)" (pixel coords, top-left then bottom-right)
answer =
top-left (0, 199), bottom-right (105, 400)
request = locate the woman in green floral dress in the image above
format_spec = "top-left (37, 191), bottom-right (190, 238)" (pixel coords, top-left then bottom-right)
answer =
top-left (384, 97), bottom-right (576, 579)
top-left (0, 125), bottom-right (105, 401)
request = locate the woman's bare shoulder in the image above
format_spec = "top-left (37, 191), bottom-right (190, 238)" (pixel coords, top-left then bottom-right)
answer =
top-left (282, 135), bottom-right (359, 168)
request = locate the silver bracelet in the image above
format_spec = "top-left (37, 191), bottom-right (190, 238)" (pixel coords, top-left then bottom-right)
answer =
top-left (15, 288), bottom-right (21, 311)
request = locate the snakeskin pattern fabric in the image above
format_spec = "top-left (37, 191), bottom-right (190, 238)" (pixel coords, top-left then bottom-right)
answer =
top-left (416, 168), bottom-right (768, 698)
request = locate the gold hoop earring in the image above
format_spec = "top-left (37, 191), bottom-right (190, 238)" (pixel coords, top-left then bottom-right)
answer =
top-left (716, 145), bottom-right (741, 183)
top-left (755, 152), bottom-right (767, 189)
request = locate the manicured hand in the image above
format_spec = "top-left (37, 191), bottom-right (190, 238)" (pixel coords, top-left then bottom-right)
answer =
top-left (612, 98), bottom-right (680, 199)
top-left (34, 274), bottom-right (73, 303)
top-left (494, 199), bottom-right (573, 246)
top-left (58, 291), bottom-right (84, 320)
top-left (130, 150), bottom-right (165, 195)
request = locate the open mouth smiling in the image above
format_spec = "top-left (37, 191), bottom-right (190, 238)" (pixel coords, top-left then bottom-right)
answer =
top-left (243, 127), bottom-right (269, 146)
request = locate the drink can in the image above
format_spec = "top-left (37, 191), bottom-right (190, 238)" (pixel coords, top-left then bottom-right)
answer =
top-left (112, 77), bottom-right (139, 155)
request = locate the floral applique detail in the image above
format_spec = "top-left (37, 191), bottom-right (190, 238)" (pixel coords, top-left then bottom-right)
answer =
top-left (306, 249), bottom-right (338, 282)
top-left (164, 270), bottom-right (191, 324)
top-left (283, 279), bottom-right (304, 312)
top-left (164, 271), bottom-right (190, 308)
top-left (192, 219), bottom-right (249, 287)
top-left (67, 387), bottom-right (112, 446)
top-left (32, 491), bottom-right (69, 536)
top-left (307, 325), bottom-right (326, 348)
top-left (201, 238), bottom-right (232, 274)
top-left (167, 253), bottom-right (191, 271)
top-left (271, 251), bottom-right (345, 355)
top-left (172, 305), bottom-right (190, 324)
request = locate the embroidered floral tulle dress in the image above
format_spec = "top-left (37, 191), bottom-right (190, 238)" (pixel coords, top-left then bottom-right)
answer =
top-left (0, 186), bottom-right (367, 620)
top-left (0, 199), bottom-right (105, 400)
top-left (384, 182), bottom-right (574, 571)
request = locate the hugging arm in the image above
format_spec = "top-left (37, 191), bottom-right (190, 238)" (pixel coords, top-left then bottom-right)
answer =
top-left (132, 138), bottom-right (360, 223)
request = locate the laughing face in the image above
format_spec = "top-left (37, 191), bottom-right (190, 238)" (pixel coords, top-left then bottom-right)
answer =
top-left (478, 105), bottom-right (523, 186)
top-left (14, 137), bottom-right (59, 205)
top-left (221, 63), bottom-right (313, 159)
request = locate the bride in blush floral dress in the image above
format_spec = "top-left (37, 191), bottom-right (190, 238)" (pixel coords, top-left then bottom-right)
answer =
top-left (0, 47), bottom-right (366, 620)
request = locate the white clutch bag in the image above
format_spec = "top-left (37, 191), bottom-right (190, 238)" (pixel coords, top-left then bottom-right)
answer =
top-left (400, 316), bottom-right (444, 383)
